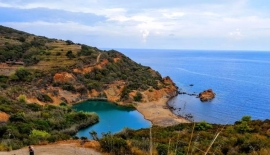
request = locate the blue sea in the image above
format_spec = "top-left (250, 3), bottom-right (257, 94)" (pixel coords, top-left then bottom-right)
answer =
top-left (115, 49), bottom-right (270, 124)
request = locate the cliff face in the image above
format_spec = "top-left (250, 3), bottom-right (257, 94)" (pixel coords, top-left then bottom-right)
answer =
top-left (24, 71), bottom-right (177, 105)
top-left (0, 25), bottom-right (178, 105)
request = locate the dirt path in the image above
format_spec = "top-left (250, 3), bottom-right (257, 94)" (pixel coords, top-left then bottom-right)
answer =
top-left (0, 141), bottom-right (103, 155)
top-left (96, 53), bottom-right (101, 64)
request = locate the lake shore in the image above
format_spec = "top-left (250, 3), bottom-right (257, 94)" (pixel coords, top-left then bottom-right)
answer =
top-left (136, 97), bottom-right (190, 127)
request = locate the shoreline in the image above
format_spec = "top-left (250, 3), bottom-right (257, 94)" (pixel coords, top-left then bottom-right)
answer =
top-left (135, 97), bottom-right (190, 127)
top-left (71, 95), bottom-right (190, 127)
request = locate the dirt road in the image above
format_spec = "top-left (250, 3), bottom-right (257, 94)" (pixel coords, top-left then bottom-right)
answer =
top-left (0, 140), bottom-right (103, 155)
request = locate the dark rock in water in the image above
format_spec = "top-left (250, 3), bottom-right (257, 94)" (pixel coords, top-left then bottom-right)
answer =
top-left (178, 91), bottom-right (187, 95)
top-left (190, 84), bottom-right (194, 86)
top-left (198, 89), bottom-right (215, 102)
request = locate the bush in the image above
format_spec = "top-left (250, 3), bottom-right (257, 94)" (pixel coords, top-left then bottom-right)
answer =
top-left (156, 143), bottom-right (168, 155)
top-left (14, 67), bottom-right (31, 81)
top-left (100, 134), bottom-right (130, 154)
top-left (195, 121), bottom-right (213, 131)
top-left (133, 92), bottom-right (143, 102)
top-left (56, 52), bottom-right (61, 56)
top-left (37, 94), bottom-right (53, 103)
top-left (66, 50), bottom-right (75, 59)
top-left (18, 94), bottom-right (26, 103)
top-left (29, 129), bottom-right (51, 143)
top-left (65, 40), bottom-right (74, 45)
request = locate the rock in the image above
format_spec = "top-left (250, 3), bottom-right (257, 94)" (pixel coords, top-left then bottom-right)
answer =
top-left (198, 89), bottom-right (215, 102)
top-left (189, 84), bottom-right (194, 86)
top-left (53, 72), bottom-right (77, 83)
top-left (0, 112), bottom-right (9, 123)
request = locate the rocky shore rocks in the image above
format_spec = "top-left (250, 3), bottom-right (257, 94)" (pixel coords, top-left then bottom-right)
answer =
top-left (198, 89), bottom-right (215, 102)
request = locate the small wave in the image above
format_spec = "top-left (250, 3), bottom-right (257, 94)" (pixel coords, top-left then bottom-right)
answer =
top-left (176, 67), bottom-right (270, 87)
top-left (179, 57), bottom-right (270, 64)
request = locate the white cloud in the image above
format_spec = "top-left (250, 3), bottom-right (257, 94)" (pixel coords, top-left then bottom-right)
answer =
top-left (229, 29), bottom-right (244, 40)
top-left (1, 0), bottom-right (270, 49)
top-left (162, 11), bottom-right (185, 19)
top-left (140, 30), bottom-right (149, 42)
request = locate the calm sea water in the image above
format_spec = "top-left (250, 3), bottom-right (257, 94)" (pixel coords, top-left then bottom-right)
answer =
top-left (73, 101), bottom-right (151, 138)
top-left (116, 49), bottom-right (270, 124)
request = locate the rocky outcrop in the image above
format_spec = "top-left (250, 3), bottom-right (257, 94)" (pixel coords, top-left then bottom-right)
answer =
top-left (0, 112), bottom-right (9, 123)
top-left (198, 89), bottom-right (215, 102)
top-left (53, 72), bottom-right (77, 83)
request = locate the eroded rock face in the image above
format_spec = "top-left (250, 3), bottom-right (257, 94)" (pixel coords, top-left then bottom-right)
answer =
top-left (53, 72), bottom-right (76, 83)
top-left (198, 89), bottom-right (215, 102)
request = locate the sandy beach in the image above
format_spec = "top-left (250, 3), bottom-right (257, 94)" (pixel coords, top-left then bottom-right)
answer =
top-left (136, 97), bottom-right (190, 126)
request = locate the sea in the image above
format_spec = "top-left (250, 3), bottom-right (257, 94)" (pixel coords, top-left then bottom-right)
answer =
top-left (114, 49), bottom-right (270, 124)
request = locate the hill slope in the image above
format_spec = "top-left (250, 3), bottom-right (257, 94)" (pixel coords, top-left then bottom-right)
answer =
top-left (0, 25), bottom-right (177, 105)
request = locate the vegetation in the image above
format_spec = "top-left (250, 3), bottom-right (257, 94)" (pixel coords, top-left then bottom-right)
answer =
top-left (0, 96), bottom-right (98, 150)
top-left (0, 25), bottom-right (166, 104)
top-left (0, 25), bottom-right (269, 155)
top-left (96, 116), bottom-right (270, 155)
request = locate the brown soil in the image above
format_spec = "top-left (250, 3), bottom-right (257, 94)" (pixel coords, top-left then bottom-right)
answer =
top-left (0, 140), bottom-right (103, 155)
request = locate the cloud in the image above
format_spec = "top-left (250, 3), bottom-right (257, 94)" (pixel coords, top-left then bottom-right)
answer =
top-left (1, 0), bottom-right (270, 50)
top-left (140, 30), bottom-right (150, 42)
top-left (229, 29), bottom-right (244, 40)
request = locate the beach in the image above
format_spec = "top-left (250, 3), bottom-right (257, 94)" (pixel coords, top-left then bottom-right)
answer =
top-left (136, 97), bottom-right (190, 127)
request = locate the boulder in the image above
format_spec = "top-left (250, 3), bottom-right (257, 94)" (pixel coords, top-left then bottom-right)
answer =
top-left (198, 89), bottom-right (215, 102)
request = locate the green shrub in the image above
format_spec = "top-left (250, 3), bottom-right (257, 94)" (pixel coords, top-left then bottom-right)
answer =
top-left (133, 92), bottom-right (143, 102)
top-left (100, 134), bottom-right (130, 154)
top-left (66, 50), bottom-right (75, 59)
top-left (156, 143), bottom-right (168, 155)
top-left (195, 121), bottom-right (213, 131)
top-left (29, 129), bottom-right (50, 143)
top-left (18, 94), bottom-right (26, 103)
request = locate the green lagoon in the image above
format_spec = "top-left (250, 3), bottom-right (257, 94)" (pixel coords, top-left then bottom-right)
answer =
top-left (73, 100), bottom-right (151, 139)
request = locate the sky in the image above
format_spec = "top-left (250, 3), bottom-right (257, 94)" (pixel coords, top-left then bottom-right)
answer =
top-left (1, 0), bottom-right (270, 50)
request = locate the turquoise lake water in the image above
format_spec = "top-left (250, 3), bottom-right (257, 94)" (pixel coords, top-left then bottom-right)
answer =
top-left (73, 101), bottom-right (151, 139)
top-left (115, 49), bottom-right (270, 124)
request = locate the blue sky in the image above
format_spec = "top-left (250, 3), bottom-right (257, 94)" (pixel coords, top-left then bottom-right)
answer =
top-left (1, 0), bottom-right (270, 50)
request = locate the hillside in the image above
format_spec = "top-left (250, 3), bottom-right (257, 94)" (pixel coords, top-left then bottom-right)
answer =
top-left (0, 25), bottom-right (178, 105)
top-left (0, 25), bottom-right (180, 151)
